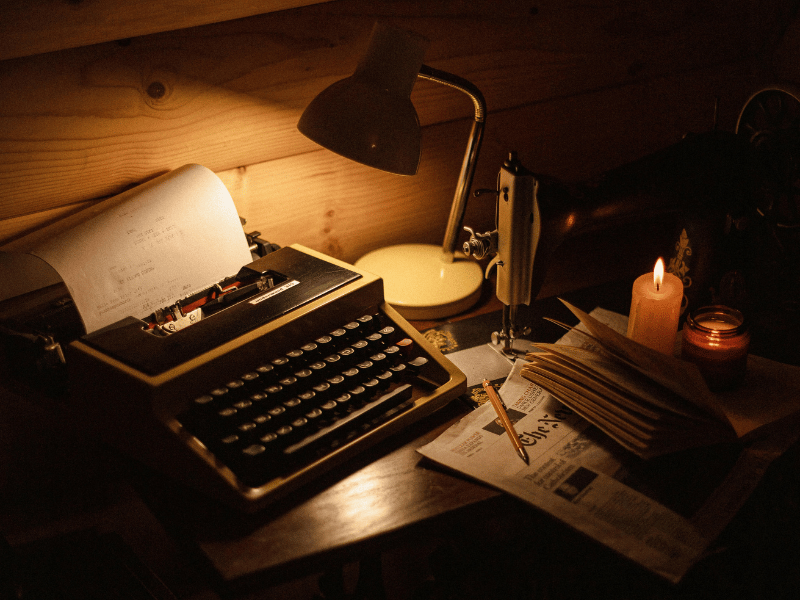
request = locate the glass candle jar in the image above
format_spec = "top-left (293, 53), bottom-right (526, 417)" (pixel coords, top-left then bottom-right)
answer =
top-left (681, 305), bottom-right (750, 391)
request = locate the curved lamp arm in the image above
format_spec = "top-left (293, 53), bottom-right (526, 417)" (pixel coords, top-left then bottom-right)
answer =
top-left (418, 64), bottom-right (486, 260)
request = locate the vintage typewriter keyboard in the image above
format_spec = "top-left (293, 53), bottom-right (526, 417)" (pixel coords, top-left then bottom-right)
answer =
top-left (177, 313), bottom-right (428, 488)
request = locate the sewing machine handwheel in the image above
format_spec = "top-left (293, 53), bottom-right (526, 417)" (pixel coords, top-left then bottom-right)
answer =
top-left (736, 87), bottom-right (800, 230)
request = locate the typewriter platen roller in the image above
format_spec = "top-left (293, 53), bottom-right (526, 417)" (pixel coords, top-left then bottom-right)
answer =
top-left (66, 244), bottom-right (466, 512)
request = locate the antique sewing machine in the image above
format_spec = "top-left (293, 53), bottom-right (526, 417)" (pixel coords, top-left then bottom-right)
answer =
top-left (463, 89), bottom-right (800, 362)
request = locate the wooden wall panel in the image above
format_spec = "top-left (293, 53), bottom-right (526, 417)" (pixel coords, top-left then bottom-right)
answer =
top-left (0, 202), bottom-right (94, 250)
top-left (214, 61), bottom-right (764, 267)
top-left (0, 0), bottom-right (795, 269)
top-left (0, 56), bottom-right (762, 260)
top-left (0, 0), bottom-right (334, 61)
top-left (0, 1), bottom-right (788, 216)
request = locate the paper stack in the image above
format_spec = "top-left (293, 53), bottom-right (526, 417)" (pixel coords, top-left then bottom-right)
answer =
top-left (521, 301), bottom-right (800, 458)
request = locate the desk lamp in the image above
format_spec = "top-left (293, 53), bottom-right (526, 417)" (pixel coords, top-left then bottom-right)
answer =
top-left (297, 22), bottom-right (485, 320)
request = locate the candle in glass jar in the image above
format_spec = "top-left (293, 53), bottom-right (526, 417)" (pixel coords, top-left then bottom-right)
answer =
top-left (681, 305), bottom-right (750, 391)
top-left (626, 258), bottom-right (683, 354)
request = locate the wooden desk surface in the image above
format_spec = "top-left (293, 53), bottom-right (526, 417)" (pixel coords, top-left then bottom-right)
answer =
top-left (4, 278), bottom-right (799, 599)
top-left (129, 278), bottom-right (800, 599)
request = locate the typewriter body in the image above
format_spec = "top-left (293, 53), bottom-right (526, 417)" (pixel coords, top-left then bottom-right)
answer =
top-left (4, 243), bottom-right (466, 512)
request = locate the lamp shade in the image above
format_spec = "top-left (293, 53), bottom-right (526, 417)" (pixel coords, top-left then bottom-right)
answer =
top-left (297, 23), bottom-right (429, 175)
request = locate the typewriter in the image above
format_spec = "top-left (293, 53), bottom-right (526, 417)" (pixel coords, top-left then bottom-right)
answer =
top-left (56, 244), bottom-right (463, 511)
top-left (0, 166), bottom-right (466, 513)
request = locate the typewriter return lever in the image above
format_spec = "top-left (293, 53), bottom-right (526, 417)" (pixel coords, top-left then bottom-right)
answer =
top-left (464, 151), bottom-right (538, 355)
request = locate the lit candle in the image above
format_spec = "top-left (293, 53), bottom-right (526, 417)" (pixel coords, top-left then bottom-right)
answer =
top-left (626, 258), bottom-right (684, 354)
top-left (681, 305), bottom-right (750, 391)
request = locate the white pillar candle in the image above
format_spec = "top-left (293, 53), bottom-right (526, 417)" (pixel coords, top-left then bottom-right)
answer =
top-left (626, 258), bottom-right (684, 355)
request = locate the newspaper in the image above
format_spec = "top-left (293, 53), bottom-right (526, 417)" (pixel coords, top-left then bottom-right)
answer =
top-left (418, 308), bottom-right (800, 583)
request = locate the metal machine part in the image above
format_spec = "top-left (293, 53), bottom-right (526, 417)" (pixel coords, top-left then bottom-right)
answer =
top-left (735, 87), bottom-right (800, 313)
top-left (464, 152), bottom-right (538, 355)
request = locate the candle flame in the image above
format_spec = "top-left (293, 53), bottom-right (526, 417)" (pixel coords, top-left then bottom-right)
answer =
top-left (654, 258), bottom-right (664, 292)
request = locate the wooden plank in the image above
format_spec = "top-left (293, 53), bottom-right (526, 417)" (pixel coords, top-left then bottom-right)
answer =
top-left (0, 0), bottom-right (788, 224)
top-left (0, 60), bottom-right (765, 256)
top-left (0, 66), bottom-right (768, 303)
top-left (0, 202), bottom-right (95, 248)
top-left (219, 62), bottom-right (762, 266)
top-left (0, 0), bottom-right (335, 61)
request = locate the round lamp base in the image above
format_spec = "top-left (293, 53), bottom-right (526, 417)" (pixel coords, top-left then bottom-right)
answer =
top-left (355, 243), bottom-right (483, 321)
